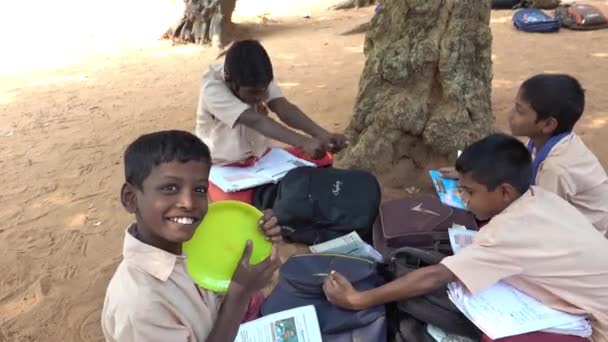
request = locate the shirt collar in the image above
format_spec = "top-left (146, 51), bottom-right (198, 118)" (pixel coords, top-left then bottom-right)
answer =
top-left (497, 187), bottom-right (536, 217)
top-left (122, 224), bottom-right (183, 282)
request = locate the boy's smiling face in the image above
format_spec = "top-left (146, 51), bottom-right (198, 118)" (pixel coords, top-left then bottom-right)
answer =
top-left (122, 160), bottom-right (210, 252)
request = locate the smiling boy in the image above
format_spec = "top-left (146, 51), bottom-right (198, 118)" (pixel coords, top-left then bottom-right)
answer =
top-left (102, 130), bottom-right (282, 342)
top-left (323, 134), bottom-right (608, 341)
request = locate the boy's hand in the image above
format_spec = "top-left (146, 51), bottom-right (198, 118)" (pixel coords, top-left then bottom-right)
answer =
top-left (320, 133), bottom-right (348, 153)
top-left (301, 138), bottom-right (327, 159)
top-left (259, 209), bottom-right (282, 243)
top-left (323, 270), bottom-right (363, 311)
top-left (231, 241), bottom-right (281, 296)
top-left (253, 102), bottom-right (269, 115)
top-left (439, 167), bottom-right (459, 180)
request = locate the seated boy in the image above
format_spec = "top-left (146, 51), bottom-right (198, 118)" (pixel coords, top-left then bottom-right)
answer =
top-left (102, 130), bottom-right (282, 342)
top-left (324, 134), bottom-right (608, 341)
top-left (443, 74), bottom-right (608, 236)
top-left (509, 73), bottom-right (608, 236)
top-left (195, 39), bottom-right (347, 165)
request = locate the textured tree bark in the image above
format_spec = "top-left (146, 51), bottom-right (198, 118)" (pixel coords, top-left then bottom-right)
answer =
top-left (335, 0), bottom-right (494, 182)
top-left (163, 0), bottom-right (237, 47)
top-left (221, 0), bottom-right (237, 24)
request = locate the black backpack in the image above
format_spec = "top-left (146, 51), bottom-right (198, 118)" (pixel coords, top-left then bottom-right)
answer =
top-left (492, 0), bottom-right (522, 9)
top-left (522, 0), bottom-right (561, 10)
top-left (382, 247), bottom-right (481, 342)
top-left (253, 166), bottom-right (381, 245)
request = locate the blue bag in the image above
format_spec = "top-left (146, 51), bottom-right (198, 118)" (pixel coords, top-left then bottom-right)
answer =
top-left (261, 254), bottom-right (386, 342)
top-left (513, 8), bottom-right (561, 32)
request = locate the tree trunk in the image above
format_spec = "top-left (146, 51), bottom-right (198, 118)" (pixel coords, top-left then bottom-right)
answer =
top-left (335, 0), bottom-right (494, 185)
top-left (163, 0), bottom-right (237, 47)
top-left (221, 0), bottom-right (237, 24)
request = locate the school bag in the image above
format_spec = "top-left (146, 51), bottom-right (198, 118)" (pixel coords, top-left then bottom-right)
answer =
top-left (253, 166), bottom-right (381, 245)
top-left (513, 8), bottom-right (562, 32)
top-left (522, 0), bottom-right (561, 10)
top-left (555, 3), bottom-right (608, 30)
top-left (381, 247), bottom-right (481, 342)
top-left (372, 196), bottom-right (478, 257)
top-left (492, 0), bottom-right (522, 10)
top-left (261, 254), bottom-right (387, 342)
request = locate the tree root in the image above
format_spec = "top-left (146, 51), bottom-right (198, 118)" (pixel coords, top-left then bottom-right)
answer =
top-left (340, 21), bottom-right (372, 35)
top-left (330, 0), bottom-right (375, 11)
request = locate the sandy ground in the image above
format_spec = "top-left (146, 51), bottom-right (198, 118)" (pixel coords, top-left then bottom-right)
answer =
top-left (1, 1), bottom-right (607, 341)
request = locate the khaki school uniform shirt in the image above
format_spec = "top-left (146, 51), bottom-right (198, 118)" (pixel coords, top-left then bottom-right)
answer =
top-left (441, 187), bottom-right (608, 342)
top-left (101, 225), bottom-right (222, 342)
top-left (534, 133), bottom-right (608, 237)
top-left (195, 63), bottom-right (284, 165)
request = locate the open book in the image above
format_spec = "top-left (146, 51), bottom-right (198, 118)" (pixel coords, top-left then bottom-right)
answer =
top-left (234, 305), bottom-right (322, 342)
top-left (309, 231), bottom-right (383, 262)
top-left (447, 228), bottom-right (591, 340)
top-left (210, 148), bottom-right (316, 192)
top-left (429, 170), bottom-right (466, 210)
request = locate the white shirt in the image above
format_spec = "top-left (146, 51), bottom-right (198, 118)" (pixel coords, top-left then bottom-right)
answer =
top-left (195, 63), bottom-right (284, 165)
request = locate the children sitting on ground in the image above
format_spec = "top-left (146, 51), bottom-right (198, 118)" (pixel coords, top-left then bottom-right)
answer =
top-left (101, 130), bottom-right (282, 342)
top-left (442, 74), bottom-right (608, 237)
top-left (510, 74), bottom-right (608, 236)
top-left (195, 39), bottom-right (347, 166)
top-left (324, 134), bottom-right (608, 342)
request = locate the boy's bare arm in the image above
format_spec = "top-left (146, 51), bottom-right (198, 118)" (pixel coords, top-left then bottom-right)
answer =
top-left (237, 108), bottom-right (326, 158)
top-left (267, 98), bottom-right (329, 139)
top-left (205, 288), bottom-right (251, 342)
top-left (237, 108), bottom-right (311, 146)
top-left (324, 264), bottom-right (456, 310)
top-left (207, 242), bottom-right (281, 342)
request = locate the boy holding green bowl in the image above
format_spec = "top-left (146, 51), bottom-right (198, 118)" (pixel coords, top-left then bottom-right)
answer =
top-left (102, 130), bottom-right (282, 342)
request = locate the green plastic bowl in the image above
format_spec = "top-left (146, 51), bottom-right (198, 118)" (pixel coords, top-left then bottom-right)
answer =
top-left (183, 200), bottom-right (272, 293)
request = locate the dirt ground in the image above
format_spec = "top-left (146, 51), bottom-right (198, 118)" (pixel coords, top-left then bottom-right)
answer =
top-left (1, 1), bottom-right (607, 341)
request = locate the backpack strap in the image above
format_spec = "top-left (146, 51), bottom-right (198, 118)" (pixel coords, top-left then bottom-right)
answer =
top-left (386, 246), bottom-right (446, 266)
top-left (383, 247), bottom-right (482, 339)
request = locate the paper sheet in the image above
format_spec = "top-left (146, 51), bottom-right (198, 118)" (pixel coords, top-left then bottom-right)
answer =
top-left (234, 305), bottom-right (322, 342)
top-left (210, 148), bottom-right (315, 192)
top-left (309, 231), bottom-right (383, 262)
top-left (427, 324), bottom-right (449, 341)
top-left (447, 282), bottom-right (589, 340)
top-left (448, 228), bottom-right (477, 255)
top-left (251, 148), bottom-right (314, 180)
top-left (446, 229), bottom-right (591, 340)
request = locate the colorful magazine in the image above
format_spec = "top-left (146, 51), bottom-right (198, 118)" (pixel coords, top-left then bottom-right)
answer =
top-left (429, 170), bottom-right (466, 210)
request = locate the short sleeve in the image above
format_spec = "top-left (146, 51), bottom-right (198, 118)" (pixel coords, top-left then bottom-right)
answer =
top-left (267, 80), bottom-right (283, 100)
top-left (201, 79), bottom-right (250, 128)
top-left (441, 244), bottom-right (523, 295)
top-left (536, 162), bottom-right (575, 200)
top-left (110, 300), bottom-right (192, 342)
